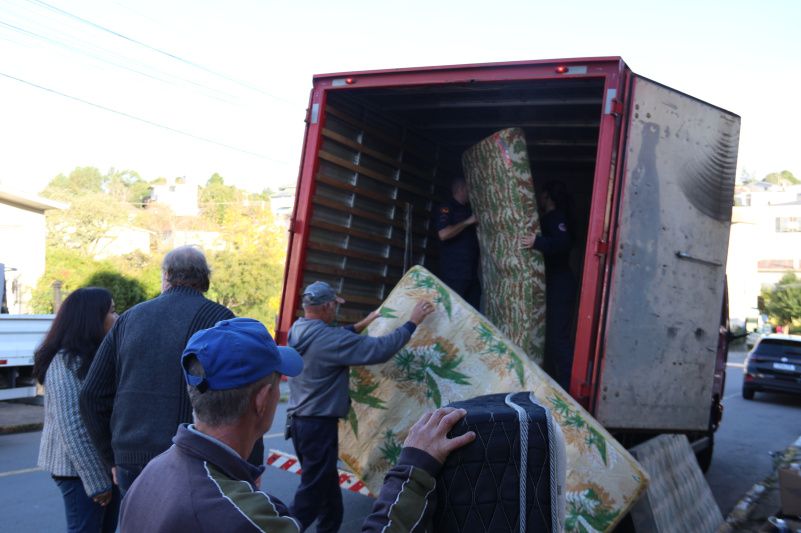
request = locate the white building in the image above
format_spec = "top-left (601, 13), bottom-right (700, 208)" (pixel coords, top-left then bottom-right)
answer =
top-left (727, 183), bottom-right (801, 326)
top-left (0, 188), bottom-right (66, 313)
top-left (93, 226), bottom-right (153, 259)
top-left (149, 178), bottom-right (199, 217)
top-left (270, 186), bottom-right (295, 222)
top-left (168, 230), bottom-right (226, 252)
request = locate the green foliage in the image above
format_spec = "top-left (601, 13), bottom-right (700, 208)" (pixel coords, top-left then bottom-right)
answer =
top-left (30, 249), bottom-right (158, 314)
top-left (42, 166), bottom-right (105, 200)
top-left (199, 173), bottom-right (239, 225)
top-left (46, 193), bottom-right (128, 255)
top-left (36, 168), bottom-right (288, 330)
top-left (84, 271), bottom-right (149, 313)
top-left (763, 170), bottom-right (799, 186)
top-left (761, 273), bottom-right (801, 332)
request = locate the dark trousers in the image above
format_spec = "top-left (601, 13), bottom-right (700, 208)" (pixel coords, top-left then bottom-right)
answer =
top-left (442, 276), bottom-right (481, 310)
top-left (290, 416), bottom-right (342, 533)
top-left (53, 476), bottom-right (120, 533)
top-left (545, 271), bottom-right (577, 390)
top-left (115, 464), bottom-right (144, 498)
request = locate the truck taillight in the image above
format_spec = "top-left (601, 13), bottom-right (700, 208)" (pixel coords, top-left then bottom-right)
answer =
top-left (0, 359), bottom-right (7, 365)
top-left (555, 65), bottom-right (569, 74)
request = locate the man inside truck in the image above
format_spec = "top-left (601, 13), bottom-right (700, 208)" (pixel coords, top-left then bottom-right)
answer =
top-left (286, 281), bottom-right (435, 533)
top-left (435, 177), bottom-right (481, 309)
top-left (520, 181), bottom-right (577, 389)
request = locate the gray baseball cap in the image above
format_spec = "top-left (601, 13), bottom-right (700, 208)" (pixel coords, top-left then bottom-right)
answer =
top-left (302, 281), bottom-right (345, 306)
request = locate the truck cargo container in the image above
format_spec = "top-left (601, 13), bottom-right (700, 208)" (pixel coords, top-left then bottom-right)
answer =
top-left (277, 56), bottom-right (739, 468)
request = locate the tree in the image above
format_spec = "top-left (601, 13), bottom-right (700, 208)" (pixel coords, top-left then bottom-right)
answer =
top-left (30, 249), bottom-right (160, 313)
top-left (763, 170), bottom-right (800, 186)
top-left (84, 271), bottom-right (149, 313)
top-left (199, 173), bottom-right (239, 225)
top-left (45, 193), bottom-right (128, 256)
top-left (205, 194), bottom-right (286, 330)
top-left (41, 166), bottom-right (104, 200)
top-left (761, 273), bottom-right (801, 333)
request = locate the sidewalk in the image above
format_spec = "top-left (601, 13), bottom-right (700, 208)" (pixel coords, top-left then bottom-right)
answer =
top-left (0, 400), bottom-right (44, 434)
top-left (720, 435), bottom-right (801, 532)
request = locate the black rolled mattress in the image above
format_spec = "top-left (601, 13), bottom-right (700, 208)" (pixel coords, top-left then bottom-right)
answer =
top-left (433, 392), bottom-right (566, 532)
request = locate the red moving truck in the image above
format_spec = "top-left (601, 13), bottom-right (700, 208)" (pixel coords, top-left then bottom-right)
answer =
top-left (277, 57), bottom-right (739, 469)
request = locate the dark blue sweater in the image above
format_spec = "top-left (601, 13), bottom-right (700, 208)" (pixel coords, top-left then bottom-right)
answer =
top-left (80, 286), bottom-right (234, 467)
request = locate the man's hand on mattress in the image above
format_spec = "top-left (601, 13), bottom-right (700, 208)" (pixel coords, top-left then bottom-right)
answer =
top-left (519, 234), bottom-right (537, 249)
top-left (410, 300), bottom-right (435, 325)
top-left (403, 407), bottom-right (476, 464)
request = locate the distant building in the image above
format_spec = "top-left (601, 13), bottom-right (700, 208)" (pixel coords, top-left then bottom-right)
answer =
top-left (93, 226), bottom-right (153, 260)
top-left (149, 178), bottom-right (199, 217)
top-left (0, 188), bottom-right (66, 313)
top-left (270, 186), bottom-right (295, 222)
top-left (168, 230), bottom-right (226, 252)
top-left (727, 183), bottom-right (801, 326)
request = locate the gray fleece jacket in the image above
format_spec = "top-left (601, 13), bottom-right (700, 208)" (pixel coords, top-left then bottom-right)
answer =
top-left (287, 318), bottom-right (416, 418)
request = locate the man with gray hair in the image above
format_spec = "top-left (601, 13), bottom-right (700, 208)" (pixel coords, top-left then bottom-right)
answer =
top-left (119, 318), bottom-right (474, 532)
top-left (80, 246), bottom-right (237, 495)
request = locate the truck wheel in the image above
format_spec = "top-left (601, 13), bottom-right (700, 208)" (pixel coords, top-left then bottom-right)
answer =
top-left (742, 387), bottom-right (755, 400)
top-left (695, 432), bottom-right (714, 473)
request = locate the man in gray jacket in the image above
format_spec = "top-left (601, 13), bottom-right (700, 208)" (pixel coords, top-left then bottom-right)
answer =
top-left (287, 281), bottom-right (433, 533)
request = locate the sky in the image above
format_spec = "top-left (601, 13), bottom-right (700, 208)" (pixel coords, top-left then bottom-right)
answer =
top-left (0, 0), bottom-right (799, 194)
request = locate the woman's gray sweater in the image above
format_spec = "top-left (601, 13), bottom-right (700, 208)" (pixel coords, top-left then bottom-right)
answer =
top-left (38, 351), bottom-right (111, 497)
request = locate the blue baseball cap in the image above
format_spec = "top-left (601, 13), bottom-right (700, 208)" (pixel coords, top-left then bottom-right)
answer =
top-left (302, 281), bottom-right (345, 306)
top-left (181, 318), bottom-right (303, 392)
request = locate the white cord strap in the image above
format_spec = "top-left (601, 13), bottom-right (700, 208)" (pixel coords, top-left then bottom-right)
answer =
top-left (505, 393), bottom-right (529, 533)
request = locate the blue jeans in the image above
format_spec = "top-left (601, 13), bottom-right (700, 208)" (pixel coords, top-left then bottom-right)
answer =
top-left (290, 416), bottom-right (342, 533)
top-left (53, 477), bottom-right (120, 533)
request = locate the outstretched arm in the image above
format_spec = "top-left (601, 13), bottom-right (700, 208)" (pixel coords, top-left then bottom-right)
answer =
top-left (362, 408), bottom-right (475, 532)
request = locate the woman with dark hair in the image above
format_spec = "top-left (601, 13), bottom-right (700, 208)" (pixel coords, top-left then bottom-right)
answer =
top-left (519, 181), bottom-right (578, 390)
top-left (36, 287), bottom-right (119, 533)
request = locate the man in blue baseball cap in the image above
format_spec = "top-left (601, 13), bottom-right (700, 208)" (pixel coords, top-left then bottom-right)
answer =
top-left (118, 317), bottom-right (475, 532)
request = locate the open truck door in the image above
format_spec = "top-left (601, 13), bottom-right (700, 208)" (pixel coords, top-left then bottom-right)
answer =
top-left (594, 76), bottom-right (740, 436)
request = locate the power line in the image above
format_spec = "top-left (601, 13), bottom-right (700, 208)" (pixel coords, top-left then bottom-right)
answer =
top-left (23, 0), bottom-right (300, 107)
top-left (0, 70), bottom-right (289, 164)
top-left (0, 19), bottom-right (240, 105)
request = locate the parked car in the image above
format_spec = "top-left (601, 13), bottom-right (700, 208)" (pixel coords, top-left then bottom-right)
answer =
top-left (743, 334), bottom-right (801, 399)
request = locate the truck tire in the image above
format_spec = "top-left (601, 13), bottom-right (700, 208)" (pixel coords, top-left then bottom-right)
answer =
top-left (695, 432), bottom-right (714, 473)
top-left (742, 387), bottom-right (755, 400)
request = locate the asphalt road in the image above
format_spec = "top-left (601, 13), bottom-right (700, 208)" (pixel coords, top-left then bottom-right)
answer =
top-left (1, 352), bottom-right (799, 532)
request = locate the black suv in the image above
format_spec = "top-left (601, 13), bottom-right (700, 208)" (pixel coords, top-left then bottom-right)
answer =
top-left (743, 335), bottom-right (801, 399)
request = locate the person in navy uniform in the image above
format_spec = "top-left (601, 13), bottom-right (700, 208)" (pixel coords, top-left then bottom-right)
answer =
top-left (520, 181), bottom-right (577, 390)
top-left (435, 177), bottom-right (481, 309)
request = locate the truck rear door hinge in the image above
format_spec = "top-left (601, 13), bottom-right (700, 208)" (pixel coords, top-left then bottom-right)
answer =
top-left (610, 99), bottom-right (624, 116)
top-left (595, 240), bottom-right (609, 255)
top-left (577, 382), bottom-right (592, 403)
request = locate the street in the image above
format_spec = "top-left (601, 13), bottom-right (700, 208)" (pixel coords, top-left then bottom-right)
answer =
top-left (1, 351), bottom-right (799, 532)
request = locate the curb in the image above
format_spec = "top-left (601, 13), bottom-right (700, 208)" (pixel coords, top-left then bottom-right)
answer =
top-left (719, 435), bottom-right (801, 532)
top-left (0, 422), bottom-right (43, 435)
